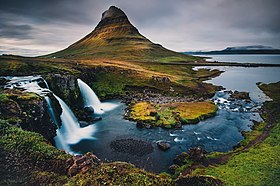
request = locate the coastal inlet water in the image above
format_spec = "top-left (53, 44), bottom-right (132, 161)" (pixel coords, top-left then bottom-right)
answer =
top-left (196, 54), bottom-right (280, 64)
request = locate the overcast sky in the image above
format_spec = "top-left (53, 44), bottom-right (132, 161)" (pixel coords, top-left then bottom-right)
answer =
top-left (0, 0), bottom-right (279, 56)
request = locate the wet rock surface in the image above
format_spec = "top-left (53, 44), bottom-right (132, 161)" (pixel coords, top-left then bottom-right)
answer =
top-left (230, 91), bottom-right (250, 100)
top-left (110, 138), bottom-right (154, 156)
top-left (45, 74), bottom-right (81, 110)
top-left (157, 142), bottom-right (171, 151)
top-left (0, 89), bottom-right (57, 144)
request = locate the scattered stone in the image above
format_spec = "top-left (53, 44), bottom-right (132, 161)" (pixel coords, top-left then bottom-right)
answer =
top-left (230, 91), bottom-right (250, 100)
top-left (188, 147), bottom-right (207, 162)
top-left (174, 175), bottom-right (223, 186)
top-left (149, 111), bottom-right (157, 117)
top-left (174, 122), bottom-right (182, 129)
top-left (144, 123), bottom-right (152, 129)
top-left (173, 152), bottom-right (190, 166)
top-left (157, 142), bottom-right (171, 151)
top-left (136, 121), bottom-right (144, 128)
top-left (168, 164), bottom-right (179, 174)
top-left (151, 76), bottom-right (171, 83)
top-left (67, 152), bottom-right (101, 177)
top-left (79, 121), bottom-right (91, 128)
top-left (84, 106), bottom-right (95, 115)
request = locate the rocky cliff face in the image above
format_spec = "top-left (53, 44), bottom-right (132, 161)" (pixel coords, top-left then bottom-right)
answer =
top-left (45, 74), bottom-right (82, 111)
top-left (0, 89), bottom-right (57, 144)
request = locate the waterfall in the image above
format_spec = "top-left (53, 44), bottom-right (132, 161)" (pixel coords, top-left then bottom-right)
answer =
top-left (77, 78), bottom-right (119, 114)
top-left (4, 75), bottom-right (96, 154)
top-left (53, 94), bottom-right (96, 145)
top-left (77, 79), bottom-right (104, 114)
top-left (45, 96), bottom-right (60, 126)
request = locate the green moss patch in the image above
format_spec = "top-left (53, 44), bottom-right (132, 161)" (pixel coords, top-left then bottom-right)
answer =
top-left (129, 101), bottom-right (217, 128)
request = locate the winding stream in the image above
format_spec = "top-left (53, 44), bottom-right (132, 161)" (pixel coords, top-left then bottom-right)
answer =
top-left (2, 65), bottom-right (280, 173)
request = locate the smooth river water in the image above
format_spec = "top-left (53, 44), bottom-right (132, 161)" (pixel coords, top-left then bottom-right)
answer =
top-left (69, 64), bottom-right (280, 173)
top-left (3, 55), bottom-right (279, 173)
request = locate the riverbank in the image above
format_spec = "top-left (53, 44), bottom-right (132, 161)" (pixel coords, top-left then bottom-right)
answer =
top-left (173, 81), bottom-right (280, 185)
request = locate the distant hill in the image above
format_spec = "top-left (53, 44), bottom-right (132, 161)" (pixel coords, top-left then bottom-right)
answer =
top-left (44, 6), bottom-right (198, 62)
top-left (185, 45), bottom-right (280, 55)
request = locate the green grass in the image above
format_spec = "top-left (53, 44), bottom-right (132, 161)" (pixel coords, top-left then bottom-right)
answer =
top-left (189, 82), bottom-right (280, 185)
top-left (193, 123), bottom-right (280, 185)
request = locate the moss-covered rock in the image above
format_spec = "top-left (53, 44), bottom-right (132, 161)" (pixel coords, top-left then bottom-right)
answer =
top-left (128, 101), bottom-right (217, 128)
top-left (0, 89), bottom-right (57, 144)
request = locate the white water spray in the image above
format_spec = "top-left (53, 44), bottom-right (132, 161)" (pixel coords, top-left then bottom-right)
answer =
top-left (77, 78), bottom-right (119, 114)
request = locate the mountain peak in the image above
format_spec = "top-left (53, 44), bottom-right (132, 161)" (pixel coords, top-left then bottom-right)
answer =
top-left (45, 6), bottom-right (193, 62)
top-left (101, 6), bottom-right (127, 20)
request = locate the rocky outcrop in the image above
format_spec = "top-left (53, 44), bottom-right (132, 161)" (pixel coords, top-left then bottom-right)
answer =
top-left (173, 152), bottom-right (190, 166)
top-left (67, 152), bottom-right (101, 177)
top-left (151, 76), bottom-right (171, 83)
top-left (188, 147), bottom-right (207, 162)
top-left (0, 89), bottom-right (57, 144)
top-left (174, 175), bottom-right (223, 186)
top-left (45, 74), bottom-right (81, 108)
top-left (157, 142), bottom-right (171, 151)
top-left (230, 91), bottom-right (250, 100)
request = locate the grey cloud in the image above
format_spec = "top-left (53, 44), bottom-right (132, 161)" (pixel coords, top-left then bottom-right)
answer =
top-left (0, 22), bottom-right (33, 39)
top-left (0, 0), bottom-right (279, 55)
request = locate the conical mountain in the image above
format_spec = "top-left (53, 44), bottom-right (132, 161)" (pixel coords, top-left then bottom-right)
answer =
top-left (46, 6), bottom-right (197, 62)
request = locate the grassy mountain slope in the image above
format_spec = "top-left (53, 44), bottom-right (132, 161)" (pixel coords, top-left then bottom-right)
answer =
top-left (44, 6), bottom-right (200, 62)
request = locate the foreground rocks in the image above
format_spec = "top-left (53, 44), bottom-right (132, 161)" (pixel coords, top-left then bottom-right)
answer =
top-left (175, 175), bottom-right (223, 186)
top-left (157, 141), bottom-right (171, 151)
top-left (230, 91), bottom-right (250, 100)
top-left (67, 152), bottom-right (101, 177)
top-left (188, 147), bottom-right (207, 162)
top-left (0, 89), bottom-right (57, 144)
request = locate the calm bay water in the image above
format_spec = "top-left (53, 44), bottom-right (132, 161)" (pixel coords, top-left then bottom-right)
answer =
top-left (196, 54), bottom-right (280, 64)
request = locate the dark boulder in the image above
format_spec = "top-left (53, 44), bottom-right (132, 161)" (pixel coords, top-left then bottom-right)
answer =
top-left (149, 111), bottom-right (157, 117)
top-left (144, 123), bottom-right (152, 129)
top-left (79, 121), bottom-right (90, 128)
top-left (84, 106), bottom-right (95, 115)
top-left (188, 147), bottom-right (207, 162)
top-left (157, 142), bottom-right (171, 151)
top-left (136, 121), bottom-right (144, 128)
top-left (230, 91), bottom-right (250, 100)
top-left (168, 164), bottom-right (179, 174)
top-left (173, 152), bottom-right (190, 166)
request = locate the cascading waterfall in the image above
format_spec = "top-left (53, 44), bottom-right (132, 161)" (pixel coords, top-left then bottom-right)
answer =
top-left (3, 75), bottom-right (96, 154)
top-left (77, 78), bottom-right (119, 114)
top-left (53, 95), bottom-right (96, 145)
top-left (77, 79), bottom-right (103, 114)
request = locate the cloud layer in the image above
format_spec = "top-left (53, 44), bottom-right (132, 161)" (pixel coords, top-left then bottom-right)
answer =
top-left (0, 0), bottom-right (279, 56)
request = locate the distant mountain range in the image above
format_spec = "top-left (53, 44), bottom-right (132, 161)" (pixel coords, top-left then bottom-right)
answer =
top-left (185, 45), bottom-right (280, 55)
